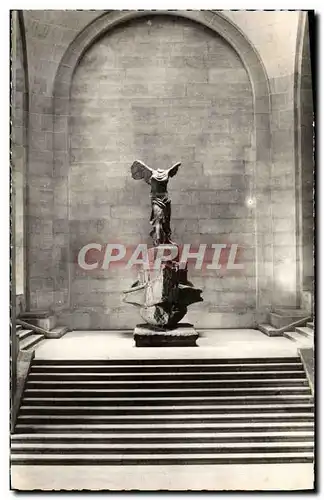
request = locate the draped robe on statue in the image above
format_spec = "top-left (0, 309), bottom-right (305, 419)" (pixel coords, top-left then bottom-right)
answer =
top-left (130, 160), bottom-right (180, 246)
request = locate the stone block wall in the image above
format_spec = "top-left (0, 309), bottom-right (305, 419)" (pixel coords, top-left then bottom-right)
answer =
top-left (69, 16), bottom-right (255, 329)
top-left (20, 10), bottom-right (312, 328)
top-left (23, 10), bottom-right (105, 311)
top-left (268, 72), bottom-right (298, 307)
top-left (226, 10), bottom-right (302, 308)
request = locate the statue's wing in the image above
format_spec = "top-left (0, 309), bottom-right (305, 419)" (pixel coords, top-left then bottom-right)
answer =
top-left (131, 160), bottom-right (153, 182)
top-left (167, 162), bottom-right (181, 178)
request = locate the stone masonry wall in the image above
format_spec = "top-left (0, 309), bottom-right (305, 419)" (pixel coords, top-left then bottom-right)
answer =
top-left (21, 10), bottom-right (306, 327)
top-left (226, 10), bottom-right (301, 307)
top-left (268, 71), bottom-right (298, 307)
top-left (300, 19), bottom-right (314, 292)
top-left (23, 10), bottom-right (105, 311)
top-left (224, 11), bottom-right (300, 79)
top-left (12, 15), bottom-right (27, 298)
top-left (69, 16), bottom-right (255, 329)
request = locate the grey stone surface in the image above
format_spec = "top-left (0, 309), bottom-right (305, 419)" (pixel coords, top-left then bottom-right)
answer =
top-left (65, 16), bottom-right (255, 327)
top-left (12, 349), bottom-right (34, 430)
top-left (11, 463), bottom-right (314, 491)
top-left (299, 347), bottom-right (314, 395)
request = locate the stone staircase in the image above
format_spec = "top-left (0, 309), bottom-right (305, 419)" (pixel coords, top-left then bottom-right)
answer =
top-left (284, 321), bottom-right (314, 347)
top-left (16, 325), bottom-right (45, 352)
top-left (16, 311), bottom-right (69, 352)
top-left (11, 356), bottom-right (314, 465)
top-left (259, 308), bottom-right (313, 343)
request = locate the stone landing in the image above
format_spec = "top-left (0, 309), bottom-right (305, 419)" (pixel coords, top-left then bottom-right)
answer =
top-left (11, 464), bottom-right (314, 491)
top-left (134, 323), bottom-right (198, 347)
top-left (32, 329), bottom-right (299, 360)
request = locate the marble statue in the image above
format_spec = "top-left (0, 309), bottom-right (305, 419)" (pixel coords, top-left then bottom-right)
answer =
top-left (123, 159), bottom-right (203, 344)
top-left (131, 160), bottom-right (181, 246)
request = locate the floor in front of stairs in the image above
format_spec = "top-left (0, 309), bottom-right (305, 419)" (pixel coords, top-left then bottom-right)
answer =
top-left (11, 463), bottom-right (314, 491)
top-left (34, 328), bottom-right (298, 360)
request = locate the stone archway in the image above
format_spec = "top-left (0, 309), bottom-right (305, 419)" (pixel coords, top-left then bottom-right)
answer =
top-left (52, 10), bottom-right (272, 328)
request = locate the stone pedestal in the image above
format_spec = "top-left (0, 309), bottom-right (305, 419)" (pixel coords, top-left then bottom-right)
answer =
top-left (134, 323), bottom-right (199, 347)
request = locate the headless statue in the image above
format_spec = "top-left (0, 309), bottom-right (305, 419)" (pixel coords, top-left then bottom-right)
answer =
top-left (124, 159), bottom-right (203, 329)
top-left (131, 160), bottom-right (181, 246)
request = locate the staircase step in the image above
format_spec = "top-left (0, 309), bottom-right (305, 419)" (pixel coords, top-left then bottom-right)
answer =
top-left (15, 421), bottom-right (314, 433)
top-left (10, 451), bottom-right (314, 465)
top-left (19, 403), bottom-right (314, 416)
top-left (30, 362), bottom-right (304, 373)
top-left (24, 386), bottom-right (312, 397)
top-left (22, 395), bottom-right (313, 406)
top-left (307, 322), bottom-right (314, 329)
top-left (27, 370), bottom-right (306, 381)
top-left (18, 329), bottom-right (33, 341)
top-left (283, 332), bottom-right (313, 345)
top-left (258, 324), bottom-right (283, 337)
top-left (11, 430), bottom-right (314, 443)
top-left (25, 378), bottom-right (308, 389)
top-left (46, 326), bottom-right (69, 339)
top-left (19, 334), bottom-right (45, 351)
top-left (295, 327), bottom-right (314, 339)
top-left (11, 441), bottom-right (313, 453)
top-left (20, 403), bottom-right (314, 415)
top-left (32, 357), bottom-right (301, 365)
top-left (17, 413), bottom-right (314, 424)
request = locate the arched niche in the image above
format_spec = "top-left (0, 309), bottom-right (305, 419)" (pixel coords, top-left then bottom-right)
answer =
top-left (52, 10), bottom-right (272, 325)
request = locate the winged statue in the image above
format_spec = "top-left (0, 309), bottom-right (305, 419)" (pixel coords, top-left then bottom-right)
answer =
top-left (123, 159), bottom-right (203, 330)
top-left (130, 160), bottom-right (181, 246)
